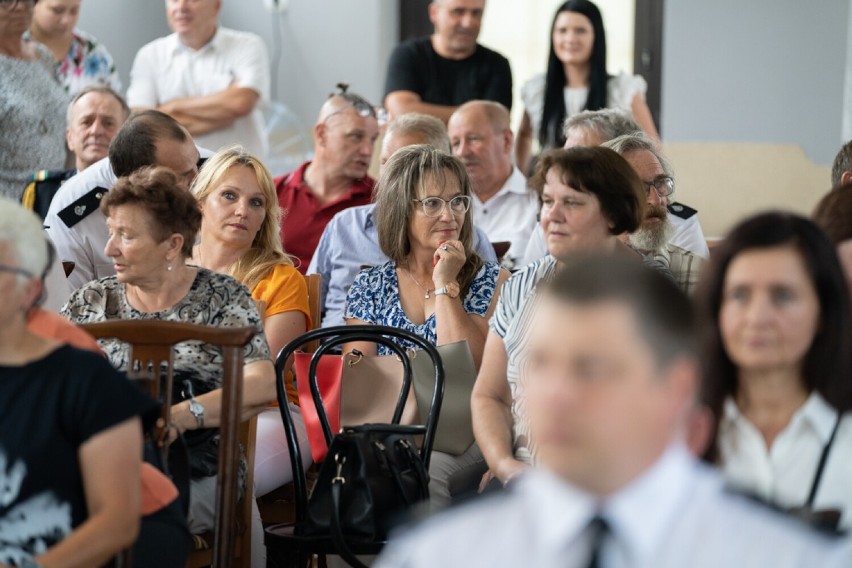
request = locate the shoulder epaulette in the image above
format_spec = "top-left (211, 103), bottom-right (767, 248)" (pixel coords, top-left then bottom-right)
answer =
top-left (32, 169), bottom-right (76, 183)
top-left (58, 186), bottom-right (109, 229)
top-left (668, 201), bottom-right (698, 220)
top-left (724, 484), bottom-right (846, 538)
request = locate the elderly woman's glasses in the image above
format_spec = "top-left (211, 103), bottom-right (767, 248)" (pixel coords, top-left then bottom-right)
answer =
top-left (643, 176), bottom-right (675, 199)
top-left (0, 0), bottom-right (36, 9)
top-left (0, 263), bottom-right (34, 278)
top-left (412, 195), bottom-right (472, 217)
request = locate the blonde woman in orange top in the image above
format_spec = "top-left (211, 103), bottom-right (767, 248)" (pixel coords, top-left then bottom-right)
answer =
top-left (191, 145), bottom-right (312, 498)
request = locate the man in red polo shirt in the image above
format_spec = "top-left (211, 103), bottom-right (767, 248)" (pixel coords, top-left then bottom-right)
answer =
top-left (275, 84), bottom-right (380, 273)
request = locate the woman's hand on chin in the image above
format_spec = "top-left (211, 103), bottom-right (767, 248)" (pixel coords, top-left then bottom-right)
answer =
top-left (432, 239), bottom-right (465, 286)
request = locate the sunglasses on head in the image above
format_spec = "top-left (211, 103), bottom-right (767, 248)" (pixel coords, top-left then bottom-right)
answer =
top-left (329, 82), bottom-right (377, 119)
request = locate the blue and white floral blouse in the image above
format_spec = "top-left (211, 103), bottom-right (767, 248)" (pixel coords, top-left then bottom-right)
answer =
top-left (344, 260), bottom-right (501, 355)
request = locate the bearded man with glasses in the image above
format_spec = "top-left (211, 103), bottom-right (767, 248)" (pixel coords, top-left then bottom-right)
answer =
top-left (603, 132), bottom-right (705, 295)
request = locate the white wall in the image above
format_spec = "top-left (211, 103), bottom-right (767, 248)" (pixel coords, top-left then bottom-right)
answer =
top-left (217, 0), bottom-right (397, 133)
top-left (661, 0), bottom-right (850, 165)
top-left (77, 0), bottom-right (398, 146)
top-left (76, 1), bottom-right (168, 92)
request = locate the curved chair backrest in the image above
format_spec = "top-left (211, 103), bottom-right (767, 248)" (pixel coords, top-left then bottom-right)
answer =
top-left (81, 319), bottom-right (256, 568)
top-left (274, 325), bottom-right (445, 525)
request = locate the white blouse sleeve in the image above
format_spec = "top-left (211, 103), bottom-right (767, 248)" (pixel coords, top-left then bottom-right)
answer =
top-left (606, 72), bottom-right (648, 111)
top-left (520, 73), bottom-right (547, 142)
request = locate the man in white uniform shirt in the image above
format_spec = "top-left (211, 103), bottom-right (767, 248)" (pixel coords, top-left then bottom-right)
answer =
top-left (127, 0), bottom-right (270, 157)
top-left (448, 101), bottom-right (537, 268)
top-left (376, 256), bottom-right (852, 568)
top-left (45, 111), bottom-right (202, 290)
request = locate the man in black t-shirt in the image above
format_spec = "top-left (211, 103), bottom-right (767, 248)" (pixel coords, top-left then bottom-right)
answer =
top-left (384, 0), bottom-right (512, 124)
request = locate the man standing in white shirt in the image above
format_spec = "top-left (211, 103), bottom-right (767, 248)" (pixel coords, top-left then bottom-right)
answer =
top-left (376, 256), bottom-right (852, 568)
top-left (127, 0), bottom-right (270, 157)
top-left (448, 101), bottom-right (537, 268)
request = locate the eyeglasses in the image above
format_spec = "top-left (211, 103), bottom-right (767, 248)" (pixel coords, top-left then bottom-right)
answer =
top-left (328, 82), bottom-right (377, 119)
top-left (412, 195), bottom-right (472, 217)
top-left (0, 0), bottom-right (37, 9)
top-left (0, 263), bottom-right (34, 279)
top-left (642, 176), bottom-right (675, 199)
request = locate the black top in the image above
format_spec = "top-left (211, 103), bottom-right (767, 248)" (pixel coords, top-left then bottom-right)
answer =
top-left (0, 345), bottom-right (157, 563)
top-left (384, 36), bottom-right (513, 110)
top-left (21, 168), bottom-right (76, 221)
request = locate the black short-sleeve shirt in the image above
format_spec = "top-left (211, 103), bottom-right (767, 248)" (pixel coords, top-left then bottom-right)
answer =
top-left (384, 36), bottom-right (513, 110)
top-left (0, 345), bottom-right (156, 564)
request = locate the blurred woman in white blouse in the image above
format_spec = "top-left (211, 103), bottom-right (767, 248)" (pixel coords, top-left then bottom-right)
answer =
top-left (698, 212), bottom-right (852, 532)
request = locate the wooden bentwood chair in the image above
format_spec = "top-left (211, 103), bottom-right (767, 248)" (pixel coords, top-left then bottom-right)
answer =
top-left (81, 320), bottom-right (257, 568)
top-left (264, 324), bottom-right (446, 568)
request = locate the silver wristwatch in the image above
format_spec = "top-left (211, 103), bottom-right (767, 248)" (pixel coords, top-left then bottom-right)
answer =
top-left (188, 398), bottom-right (205, 428)
top-left (20, 559), bottom-right (44, 568)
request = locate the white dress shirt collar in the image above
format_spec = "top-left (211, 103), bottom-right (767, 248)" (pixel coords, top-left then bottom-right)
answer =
top-left (723, 391), bottom-right (838, 445)
top-left (521, 442), bottom-right (698, 564)
top-left (167, 26), bottom-right (222, 55)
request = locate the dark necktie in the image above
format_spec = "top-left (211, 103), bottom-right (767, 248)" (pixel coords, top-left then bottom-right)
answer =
top-left (585, 516), bottom-right (610, 568)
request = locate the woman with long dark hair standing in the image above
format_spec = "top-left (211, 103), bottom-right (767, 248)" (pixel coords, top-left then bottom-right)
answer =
top-left (515, 0), bottom-right (659, 172)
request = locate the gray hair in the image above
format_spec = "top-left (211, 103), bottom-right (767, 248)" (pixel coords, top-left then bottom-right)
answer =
top-left (0, 197), bottom-right (50, 279)
top-left (603, 132), bottom-right (674, 177)
top-left (385, 113), bottom-right (450, 153)
top-left (562, 109), bottom-right (641, 144)
top-left (831, 140), bottom-right (852, 188)
top-left (66, 85), bottom-right (130, 127)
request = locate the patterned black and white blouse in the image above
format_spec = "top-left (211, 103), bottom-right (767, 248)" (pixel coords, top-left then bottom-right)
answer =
top-left (62, 267), bottom-right (270, 400)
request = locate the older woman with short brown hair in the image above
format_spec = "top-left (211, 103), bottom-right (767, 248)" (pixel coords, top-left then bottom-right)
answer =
top-left (62, 166), bottom-right (275, 563)
top-left (473, 145), bottom-right (647, 488)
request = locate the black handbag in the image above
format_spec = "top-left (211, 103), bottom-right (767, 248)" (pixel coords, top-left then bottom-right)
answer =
top-left (302, 424), bottom-right (430, 567)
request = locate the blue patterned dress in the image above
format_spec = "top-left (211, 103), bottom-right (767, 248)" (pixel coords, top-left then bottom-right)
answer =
top-left (344, 261), bottom-right (500, 355)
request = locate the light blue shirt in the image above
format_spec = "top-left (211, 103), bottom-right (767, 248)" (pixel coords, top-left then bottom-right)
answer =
top-left (376, 444), bottom-right (852, 568)
top-left (307, 204), bottom-right (498, 327)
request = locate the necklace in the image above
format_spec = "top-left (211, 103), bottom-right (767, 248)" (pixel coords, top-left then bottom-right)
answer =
top-left (402, 267), bottom-right (432, 299)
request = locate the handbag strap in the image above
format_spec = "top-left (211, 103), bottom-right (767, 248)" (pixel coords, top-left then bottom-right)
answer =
top-left (379, 438), bottom-right (429, 506)
top-left (805, 412), bottom-right (842, 507)
top-left (329, 456), bottom-right (371, 568)
top-left (397, 438), bottom-right (430, 501)
top-left (327, 438), bottom-right (429, 567)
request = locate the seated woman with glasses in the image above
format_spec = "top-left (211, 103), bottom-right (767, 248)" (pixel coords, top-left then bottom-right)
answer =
top-left (344, 145), bottom-right (510, 507)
